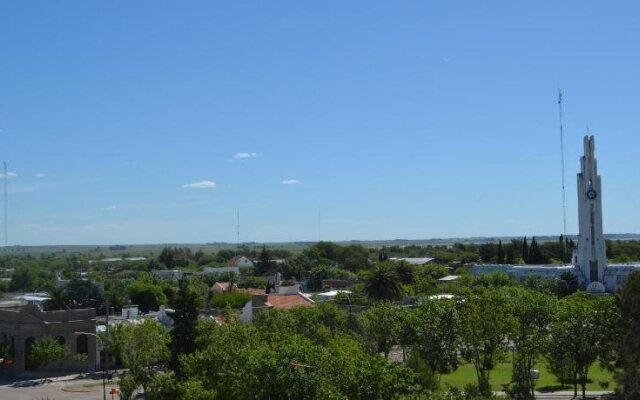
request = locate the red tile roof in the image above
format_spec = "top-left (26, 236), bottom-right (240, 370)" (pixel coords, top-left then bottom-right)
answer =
top-left (243, 288), bottom-right (266, 296)
top-left (228, 256), bottom-right (247, 266)
top-left (266, 294), bottom-right (314, 310)
top-left (211, 282), bottom-right (238, 292)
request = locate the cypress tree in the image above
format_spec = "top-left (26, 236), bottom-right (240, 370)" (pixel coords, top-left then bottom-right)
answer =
top-left (497, 241), bottom-right (505, 264)
top-left (378, 247), bottom-right (389, 262)
top-left (522, 236), bottom-right (529, 264)
top-left (170, 277), bottom-right (202, 375)
top-left (505, 243), bottom-right (516, 264)
top-left (528, 237), bottom-right (544, 264)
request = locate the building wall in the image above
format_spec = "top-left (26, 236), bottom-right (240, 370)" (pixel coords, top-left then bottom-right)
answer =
top-left (472, 263), bottom-right (640, 293)
top-left (0, 304), bottom-right (97, 377)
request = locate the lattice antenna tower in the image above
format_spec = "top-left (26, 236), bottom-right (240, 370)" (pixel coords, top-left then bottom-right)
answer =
top-left (3, 162), bottom-right (7, 247)
top-left (558, 89), bottom-right (568, 262)
top-left (235, 210), bottom-right (240, 255)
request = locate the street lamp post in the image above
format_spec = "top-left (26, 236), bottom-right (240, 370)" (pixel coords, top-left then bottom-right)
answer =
top-left (74, 331), bottom-right (106, 400)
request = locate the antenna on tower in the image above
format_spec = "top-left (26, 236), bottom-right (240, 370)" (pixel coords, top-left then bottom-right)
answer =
top-left (3, 162), bottom-right (7, 247)
top-left (558, 89), bottom-right (567, 262)
top-left (235, 210), bottom-right (240, 255)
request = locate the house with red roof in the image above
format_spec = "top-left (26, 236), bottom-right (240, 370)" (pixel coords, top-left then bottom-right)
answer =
top-left (228, 256), bottom-right (254, 268)
top-left (210, 281), bottom-right (239, 294)
top-left (241, 293), bottom-right (314, 322)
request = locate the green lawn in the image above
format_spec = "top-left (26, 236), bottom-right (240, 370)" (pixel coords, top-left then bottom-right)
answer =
top-left (440, 361), bottom-right (616, 392)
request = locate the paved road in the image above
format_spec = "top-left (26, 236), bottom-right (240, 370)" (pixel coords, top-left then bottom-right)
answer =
top-left (0, 376), bottom-right (612, 400)
top-left (0, 375), bottom-right (118, 400)
top-left (534, 392), bottom-right (611, 399)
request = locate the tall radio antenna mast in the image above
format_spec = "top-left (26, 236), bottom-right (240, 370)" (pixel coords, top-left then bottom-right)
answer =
top-left (558, 89), bottom-right (567, 261)
top-left (235, 210), bottom-right (240, 255)
top-left (3, 162), bottom-right (7, 247)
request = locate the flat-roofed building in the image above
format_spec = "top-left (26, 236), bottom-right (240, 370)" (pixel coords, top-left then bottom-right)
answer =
top-left (0, 303), bottom-right (97, 377)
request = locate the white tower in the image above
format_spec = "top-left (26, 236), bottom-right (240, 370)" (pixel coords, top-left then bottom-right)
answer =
top-left (576, 135), bottom-right (607, 292)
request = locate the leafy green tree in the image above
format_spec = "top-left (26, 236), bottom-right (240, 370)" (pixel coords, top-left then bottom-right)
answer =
top-left (459, 288), bottom-right (513, 396)
top-left (547, 292), bottom-right (616, 399)
top-left (113, 319), bottom-right (170, 395)
top-left (527, 237), bottom-right (545, 264)
top-left (28, 336), bottom-right (69, 370)
top-left (180, 320), bottom-right (420, 400)
top-left (555, 271), bottom-right (579, 298)
top-left (497, 241), bottom-right (505, 264)
top-left (340, 244), bottom-right (370, 271)
top-left (158, 247), bottom-right (193, 268)
top-left (412, 298), bottom-right (461, 384)
top-left (256, 245), bottom-right (274, 275)
top-left (395, 261), bottom-right (416, 285)
top-left (506, 288), bottom-right (556, 399)
top-left (505, 241), bottom-right (517, 264)
top-left (126, 281), bottom-right (168, 312)
top-left (544, 337), bottom-right (573, 390)
top-left (146, 371), bottom-right (181, 400)
top-left (105, 279), bottom-right (131, 311)
top-left (365, 262), bottom-right (402, 302)
top-left (379, 247), bottom-right (389, 262)
top-left (119, 374), bottom-right (138, 400)
top-left (413, 264), bottom-right (448, 294)
top-left (464, 271), bottom-right (515, 289)
top-left (170, 278), bottom-right (203, 375)
top-left (210, 291), bottom-right (251, 309)
top-left (9, 265), bottom-right (37, 291)
top-left (63, 278), bottom-right (104, 309)
top-left (614, 271), bottom-right (640, 399)
top-left (522, 237), bottom-right (529, 264)
top-left (358, 302), bottom-right (404, 358)
top-left (479, 243), bottom-right (497, 263)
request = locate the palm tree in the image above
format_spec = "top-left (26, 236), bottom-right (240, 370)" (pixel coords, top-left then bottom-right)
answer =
top-left (45, 286), bottom-right (68, 311)
top-left (365, 262), bottom-right (403, 302)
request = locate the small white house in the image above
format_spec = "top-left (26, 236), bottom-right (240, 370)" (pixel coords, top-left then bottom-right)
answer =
top-left (390, 257), bottom-right (435, 265)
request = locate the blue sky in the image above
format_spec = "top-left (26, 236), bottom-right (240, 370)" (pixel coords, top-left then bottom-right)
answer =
top-left (1, 1), bottom-right (639, 245)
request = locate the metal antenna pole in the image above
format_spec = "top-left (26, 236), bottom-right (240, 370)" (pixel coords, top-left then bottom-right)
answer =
top-left (4, 162), bottom-right (7, 247)
top-left (105, 296), bottom-right (109, 391)
top-left (558, 89), bottom-right (568, 262)
top-left (236, 210), bottom-right (240, 255)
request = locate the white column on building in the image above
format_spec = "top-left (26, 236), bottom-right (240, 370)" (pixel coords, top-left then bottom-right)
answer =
top-left (576, 135), bottom-right (607, 291)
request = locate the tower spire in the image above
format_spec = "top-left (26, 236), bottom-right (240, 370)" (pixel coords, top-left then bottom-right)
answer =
top-left (576, 135), bottom-right (606, 293)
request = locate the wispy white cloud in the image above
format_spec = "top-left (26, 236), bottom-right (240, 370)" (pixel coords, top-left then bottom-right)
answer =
top-left (183, 180), bottom-right (216, 189)
top-left (102, 205), bottom-right (118, 211)
top-left (35, 173), bottom-right (45, 178)
top-left (282, 179), bottom-right (300, 185)
top-left (0, 172), bottom-right (17, 178)
top-left (8, 186), bottom-right (36, 194)
top-left (443, 57), bottom-right (451, 62)
top-left (233, 152), bottom-right (257, 160)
